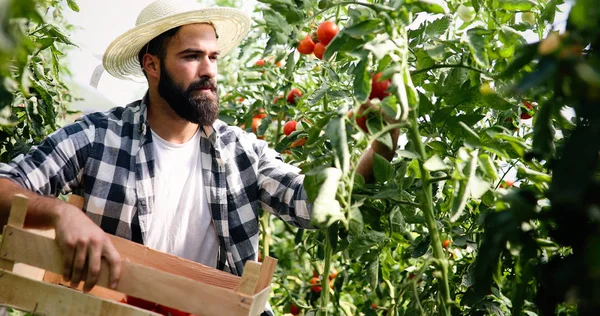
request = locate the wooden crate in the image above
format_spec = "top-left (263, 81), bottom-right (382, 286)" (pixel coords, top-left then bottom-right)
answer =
top-left (0, 194), bottom-right (277, 316)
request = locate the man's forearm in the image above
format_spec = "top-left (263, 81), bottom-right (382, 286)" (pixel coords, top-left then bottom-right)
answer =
top-left (0, 178), bottom-right (62, 229)
top-left (356, 128), bottom-right (400, 183)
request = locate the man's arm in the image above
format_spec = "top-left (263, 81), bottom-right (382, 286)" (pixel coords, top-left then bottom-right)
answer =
top-left (355, 128), bottom-right (400, 183)
top-left (0, 178), bottom-right (121, 292)
top-left (0, 118), bottom-right (121, 292)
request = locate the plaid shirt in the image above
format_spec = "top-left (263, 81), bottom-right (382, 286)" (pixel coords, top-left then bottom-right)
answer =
top-left (0, 98), bottom-right (313, 277)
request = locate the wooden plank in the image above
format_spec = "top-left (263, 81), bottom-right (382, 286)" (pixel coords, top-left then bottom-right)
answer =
top-left (66, 194), bottom-right (241, 290)
top-left (0, 194), bottom-right (29, 272)
top-left (236, 261), bottom-right (262, 296)
top-left (107, 234), bottom-right (241, 290)
top-left (0, 226), bottom-right (255, 315)
top-left (14, 263), bottom-right (45, 280)
top-left (0, 270), bottom-right (159, 316)
top-left (248, 286), bottom-right (272, 316)
top-left (43, 270), bottom-right (125, 302)
top-left (255, 256), bottom-right (277, 294)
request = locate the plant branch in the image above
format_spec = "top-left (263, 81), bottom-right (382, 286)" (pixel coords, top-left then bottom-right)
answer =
top-left (411, 63), bottom-right (489, 76)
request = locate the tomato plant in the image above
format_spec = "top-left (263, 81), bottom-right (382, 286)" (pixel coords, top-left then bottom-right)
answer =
top-left (317, 21), bottom-right (338, 46)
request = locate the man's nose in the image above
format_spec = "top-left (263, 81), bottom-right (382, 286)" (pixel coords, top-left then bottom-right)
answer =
top-left (198, 56), bottom-right (216, 78)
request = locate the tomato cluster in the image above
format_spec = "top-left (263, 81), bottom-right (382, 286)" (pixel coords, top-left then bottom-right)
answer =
top-left (296, 21), bottom-right (339, 60)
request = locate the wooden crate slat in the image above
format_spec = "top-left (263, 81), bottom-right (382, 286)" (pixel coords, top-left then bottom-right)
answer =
top-left (236, 261), bottom-right (262, 296)
top-left (43, 270), bottom-right (125, 302)
top-left (255, 256), bottom-right (277, 294)
top-left (107, 234), bottom-right (241, 290)
top-left (0, 270), bottom-right (159, 316)
top-left (249, 286), bottom-right (272, 316)
top-left (0, 194), bottom-right (28, 272)
top-left (68, 194), bottom-right (241, 291)
top-left (1, 226), bottom-right (256, 315)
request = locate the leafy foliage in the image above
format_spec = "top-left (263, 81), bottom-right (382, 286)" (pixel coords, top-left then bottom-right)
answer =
top-left (0, 0), bottom-right (77, 162)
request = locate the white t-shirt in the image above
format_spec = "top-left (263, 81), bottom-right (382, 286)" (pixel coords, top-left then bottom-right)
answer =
top-left (146, 128), bottom-right (219, 268)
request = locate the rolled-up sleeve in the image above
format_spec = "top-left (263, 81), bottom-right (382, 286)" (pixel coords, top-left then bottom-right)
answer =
top-left (0, 117), bottom-right (94, 196)
top-left (253, 140), bottom-right (313, 229)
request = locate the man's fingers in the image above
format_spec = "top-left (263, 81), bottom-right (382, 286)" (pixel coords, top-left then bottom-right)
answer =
top-left (62, 245), bottom-right (75, 282)
top-left (70, 241), bottom-right (87, 288)
top-left (103, 242), bottom-right (122, 290)
top-left (83, 240), bottom-right (103, 292)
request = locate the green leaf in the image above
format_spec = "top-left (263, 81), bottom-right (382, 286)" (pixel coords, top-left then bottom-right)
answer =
top-left (397, 150), bottom-right (420, 159)
top-left (532, 101), bottom-right (555, 158)
top-left (458, 121), bottom-right (482, 148)
top-left (425, 16), bottom-right (451, 38)
top-left (499, 0), bottom-right (536, 11)
top-left (368, 257), bottom-right (379, 289)
top-left (390, 206), bottom-right (405, 235)
top-left (499, 42), bottom-right (539, 79)
top-left (464, 28), bottom-right (492, 68)
top-left (411, 236), bottom-right (430, 258)
top-left (308, 167), bottom-right (345, 228)
top-left (373, 153), bottom-right (392, 183)
top-left (308, 82), bottom-right (329, 106)
top-left (326, 116), bottom-right (350, 173)
top-left (348, 231), bottom-right (387, 260)
top-left (423, 154), bottom-right (448, 171)
top-left (349, 206), bottom-right (364, 235)
top-left (411, 0), bottom-right (449, 14)
top-left (353, 54), bottom-right (371, 103)
top-left (263, 10), bottom-right (291, 34)
top-left (478, 154), bottom-right (499, 181)
top-left (67, 0), bottom-right (80, 12)
top-left (344, 20), bottom-right (382, 37)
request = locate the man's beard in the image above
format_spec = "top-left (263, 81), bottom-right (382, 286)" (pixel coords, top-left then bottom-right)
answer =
top-left (157, 63), bottom-right (219, 126)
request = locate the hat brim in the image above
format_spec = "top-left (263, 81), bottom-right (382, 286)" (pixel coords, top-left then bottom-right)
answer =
top-left (103, 7), bottom-right (251, 81)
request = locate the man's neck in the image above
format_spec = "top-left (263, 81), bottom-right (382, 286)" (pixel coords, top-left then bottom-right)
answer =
top-left (146, 89), bottom-right (200, 144)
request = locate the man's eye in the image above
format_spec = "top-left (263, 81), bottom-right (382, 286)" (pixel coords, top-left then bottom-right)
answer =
top-left (210, 56), bottom-right (219, 61)
top-left (185, 55), bottom-right (199, 60)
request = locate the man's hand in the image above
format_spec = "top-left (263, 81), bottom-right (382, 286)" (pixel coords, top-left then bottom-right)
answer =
top-left (52, 204), bottom-right (122, 292)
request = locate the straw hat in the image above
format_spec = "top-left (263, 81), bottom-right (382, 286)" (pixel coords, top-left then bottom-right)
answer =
top-left (103, 0), bottom-right (251, 81)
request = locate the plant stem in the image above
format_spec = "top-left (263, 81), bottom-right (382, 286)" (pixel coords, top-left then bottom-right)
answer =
top-left (318, 231), bottom-right (333, 316)
top-left (260, 212), bottom-right (271, 261)
top-left (407, 108), bottom-right (452, 315)
top-left (411, 63), bottom-right (489, 76)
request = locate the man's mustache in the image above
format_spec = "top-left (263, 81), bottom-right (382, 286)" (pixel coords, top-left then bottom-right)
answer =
top-left (188, 77), bottom-right (217, 93)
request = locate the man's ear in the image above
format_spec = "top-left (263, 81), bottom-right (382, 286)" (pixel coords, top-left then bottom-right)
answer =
top-left (142, 54), bottom-right (160, 79)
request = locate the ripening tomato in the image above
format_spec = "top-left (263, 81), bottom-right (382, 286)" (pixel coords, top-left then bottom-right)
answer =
top-left (442, 239), bottom-right (451, 249)
top-left (310, 277), bottom-right (322, 293)
top-left (290, 138), bottom-right (306, 147)
top-left (317, 21), bottom-right (338, 46)
top-left (125, 295), bottom-right (157, 311)
top-left (369, 72), bottom-right (391, 100)
top-left (255, 59), bottom-right (265, 67)
top-left (287, 88), bottom-right (303, 104)
top-left (155, 304), bottom-right (191, 316)
top-left (290, 303), bottom-right (300, 315)
top-left (284, 120), bottom-right (297, 136)
top-left (348, 109), bottom-right (369, 133)
top-left (328, 268), bottom-right (338, 281)
top-left (297, 35), bottom-right (315, 55)
top-left (521, 101), bottom-right (533, 119)
top-left (251, 117), bottom-right (262, 133)
top-left (313, 42), bottom-right (326, 60)
top-left (371, 302), bottom-right (378, 309)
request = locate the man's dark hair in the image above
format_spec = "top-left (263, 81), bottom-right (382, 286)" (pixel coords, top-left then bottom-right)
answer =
top-left (137, 23), bottom-right (219, 78)
top-left (137, 26), bottom-right (182, 78)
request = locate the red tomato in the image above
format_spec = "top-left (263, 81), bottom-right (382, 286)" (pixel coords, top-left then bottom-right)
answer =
top-left (313, 42), bottom-right (326, 60)
top-left (287, 88), bottom-right (303, 104)
top-left (369, 72), bottom-right (391, 100)
top-left (297, 35), bottom-right (315, 55)
top-left (254, 113), bottom-right (267, 119)
top-left (237, 97), bottom-right (245, 102)
top-left (284, 120), bottom-right (297, 136)
top-left (255, 59), bottom-right (265, 67)
top-left (371, 302), bottom-right (378, 309)
top-left (290, 302), bottom-right (300, 315)
top-left (274, 95), bottom-right (283, 103)
top-left (313, 270), bottom-right (319, 278)
top-left (155, 304), bottom-right (191, 316)
top-left (500, 180), bottom-right (515, 188)
top-left (442, 239), bottom-right (451, 249)
top-left (310, 277), bottom-right (322, 293)
top-left (125, 295), bottom-right (157, 311)
top-left (317, 21), bottom-right (339, 46)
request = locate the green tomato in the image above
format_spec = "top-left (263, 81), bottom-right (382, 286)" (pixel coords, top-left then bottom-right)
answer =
top-left (522, 12), bottom-right (536, 25)
top-left (457, 4), bottom-right (476, 23)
